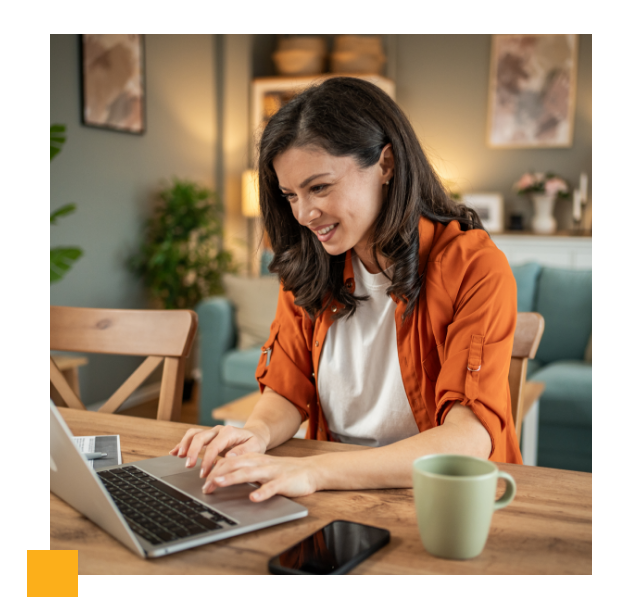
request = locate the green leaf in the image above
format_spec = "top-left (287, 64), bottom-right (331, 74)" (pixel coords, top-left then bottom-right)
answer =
top-left (50, 247), bottom-right (83, 283)
top-left (50, 203), bottom-right (76, 224)
top-left (51, 124), bottom-right (66, 161)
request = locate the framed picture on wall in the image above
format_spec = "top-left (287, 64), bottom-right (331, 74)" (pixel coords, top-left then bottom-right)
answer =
top-left (486, 34), bottom-right (578, 148)
top-left (463, 193), bottom-right (504, 233)
top-left (80, 34), bottom-right (146, 134)
top-left (251, 74), bottom-right (395, 143)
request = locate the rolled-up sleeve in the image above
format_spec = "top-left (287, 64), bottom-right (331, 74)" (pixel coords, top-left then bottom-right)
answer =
top-left (433, 238), bottom-right (517, 458)
top-left (255, 285), bottom-right (315, 422)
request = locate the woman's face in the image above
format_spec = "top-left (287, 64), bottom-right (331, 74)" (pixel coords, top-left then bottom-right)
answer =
top-left (273, 144), bottom-right (394, 269)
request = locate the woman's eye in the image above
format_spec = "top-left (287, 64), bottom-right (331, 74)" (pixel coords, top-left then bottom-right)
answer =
top-left (311, 184), bottom-right (329, 193)
top-left (281, 193), bottom-right (297, 202)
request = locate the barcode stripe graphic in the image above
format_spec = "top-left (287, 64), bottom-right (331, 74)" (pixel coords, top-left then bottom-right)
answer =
top-left (420, 0), bottom-right (630, 34)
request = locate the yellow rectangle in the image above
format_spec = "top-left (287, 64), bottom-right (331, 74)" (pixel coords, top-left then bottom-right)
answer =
top-left (27, 550), bottom-right (78, 597)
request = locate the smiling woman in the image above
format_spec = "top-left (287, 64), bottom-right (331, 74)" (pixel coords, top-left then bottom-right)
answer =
top-left (171, 77), bottom-right (521, 503)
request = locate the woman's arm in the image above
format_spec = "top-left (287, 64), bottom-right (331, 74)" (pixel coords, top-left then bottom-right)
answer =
top-left (243, 388), bottom-right (303, 451)
top-left (201, 402), bottom-right (491, 500)
top-left (312, 402), bottom-right (490, 492)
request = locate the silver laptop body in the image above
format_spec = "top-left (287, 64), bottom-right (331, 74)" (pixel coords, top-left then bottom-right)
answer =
top-left (50, 402), bottom-right (308, 558)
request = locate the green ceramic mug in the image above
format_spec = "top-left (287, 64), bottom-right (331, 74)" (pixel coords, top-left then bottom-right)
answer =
top-left (412, 454), bottom-right (516, 560)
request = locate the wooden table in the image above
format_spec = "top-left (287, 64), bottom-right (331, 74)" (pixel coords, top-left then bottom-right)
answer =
top-left (51, 409), bottom-right (592, 575)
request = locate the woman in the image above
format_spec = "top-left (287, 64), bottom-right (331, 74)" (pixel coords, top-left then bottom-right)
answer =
top-left (171, 77), bottom-right (522, 502)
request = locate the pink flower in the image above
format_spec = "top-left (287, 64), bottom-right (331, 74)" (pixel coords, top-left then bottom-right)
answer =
top-left (515, 173), bottom-right (536, 191)
top-left (544, 177), bottom-right (568, 196)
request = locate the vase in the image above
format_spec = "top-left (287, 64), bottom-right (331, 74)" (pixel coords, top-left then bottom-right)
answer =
top-left (530, 193), bottom-right (557, 234)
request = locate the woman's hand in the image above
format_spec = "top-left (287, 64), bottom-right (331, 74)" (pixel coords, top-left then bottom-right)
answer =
top-left (202, 453), bottom-right (319, 502)
top-left (169, 425), bottom-right (268, 478)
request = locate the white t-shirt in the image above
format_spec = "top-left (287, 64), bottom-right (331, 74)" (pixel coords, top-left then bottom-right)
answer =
top-left (318, 252), bottom-right (419, 447)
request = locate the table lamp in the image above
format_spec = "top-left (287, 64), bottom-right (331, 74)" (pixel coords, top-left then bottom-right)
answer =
top-left (242, 169), bottom-right (260, 218)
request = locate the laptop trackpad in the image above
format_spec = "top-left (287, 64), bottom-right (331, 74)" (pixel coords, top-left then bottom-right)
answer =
top-left (162, 469), bottom-right (256, 506)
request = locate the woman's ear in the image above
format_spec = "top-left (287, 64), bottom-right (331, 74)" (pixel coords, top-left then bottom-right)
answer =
top-left (379, 143), bottom-right (395, 184)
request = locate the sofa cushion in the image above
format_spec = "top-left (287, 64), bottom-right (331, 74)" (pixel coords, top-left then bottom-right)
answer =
top-left (534, 267), bottom-right (592, 364)
top-left (510, 262), bottom-right (541, 312)
top-left (537, 423), bottom-right (592, 473)
top-left (221, 347), bottom-right (262, 390)
top-left (223, 274), bottom-right (280, 350)
top-left (530, 360), bottom-right (592, 427)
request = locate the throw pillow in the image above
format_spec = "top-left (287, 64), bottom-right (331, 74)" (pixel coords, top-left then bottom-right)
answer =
top-left (223, 274), bottom-right (281, 350)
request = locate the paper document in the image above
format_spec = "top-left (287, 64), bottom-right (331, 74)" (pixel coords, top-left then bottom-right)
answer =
top-left (73, 435), bottom-right (122, 470)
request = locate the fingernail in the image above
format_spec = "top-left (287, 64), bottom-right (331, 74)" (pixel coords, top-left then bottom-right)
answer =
top-left (251, 492), bottom-right (260, 500)
top-left (177, 447), bottom-right (183, 456)
top-left (199, 468), bottom-right (205, 478)
top-left (215, 476), bottom-right (224, 484)
top-left (186, 457), bottom-right (192, 467)
top-left (202, 482), bottom-right (211, 493)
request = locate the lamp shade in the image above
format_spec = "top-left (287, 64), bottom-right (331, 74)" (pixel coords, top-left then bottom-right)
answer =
top-left (242, 169), bottom-right (260, 218)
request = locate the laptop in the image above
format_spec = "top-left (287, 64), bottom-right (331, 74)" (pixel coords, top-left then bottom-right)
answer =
top-left (50, 402), bottom-right (308, 558)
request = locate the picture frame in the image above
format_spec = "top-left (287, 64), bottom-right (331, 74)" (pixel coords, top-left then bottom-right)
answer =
top-left (486, 34), bottom-right (578, 148)
top-left (80, 34), bottom-right (146, 135)
top-left (251, 74), bottom-right (395, 142)
top-left (463, 193), bottom-right (504, 233)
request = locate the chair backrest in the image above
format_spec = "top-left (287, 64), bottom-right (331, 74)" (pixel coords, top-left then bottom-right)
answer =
top-left (50, 306), bottom-right (198, 422)
top-left (509, 312), bottom-right (545, 444)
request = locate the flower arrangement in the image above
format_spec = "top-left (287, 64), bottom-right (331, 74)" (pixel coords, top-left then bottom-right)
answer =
top-left (514, 172), bottom-right (570, 199)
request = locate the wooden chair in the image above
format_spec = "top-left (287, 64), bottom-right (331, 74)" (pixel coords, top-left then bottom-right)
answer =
top-left (50, 306), bottom-right (198, 422)
top-left (509, 312), bottom-right (545, 443)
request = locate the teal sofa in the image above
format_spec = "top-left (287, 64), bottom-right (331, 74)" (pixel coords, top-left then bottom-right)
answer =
top-left (511, 264), bottom-right (592, 473)
top-left (196, 263), bottom-right (592, 473)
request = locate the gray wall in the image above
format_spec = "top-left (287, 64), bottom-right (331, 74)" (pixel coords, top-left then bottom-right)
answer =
top-left (50, 34), bottom-right (218, 404)
top-left (396, 34), bottom-right (592, 229)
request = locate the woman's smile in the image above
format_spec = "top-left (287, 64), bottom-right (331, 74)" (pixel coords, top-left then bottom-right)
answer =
top-left (311, 223), bottom-right (339, 242)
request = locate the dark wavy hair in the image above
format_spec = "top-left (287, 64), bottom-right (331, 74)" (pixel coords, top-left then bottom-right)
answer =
top-left (258, 77), bottom-right (484, 321)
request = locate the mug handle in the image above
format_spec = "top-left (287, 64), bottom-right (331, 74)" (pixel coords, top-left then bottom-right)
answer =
top-left (494, 471), bottom-right (517, 510)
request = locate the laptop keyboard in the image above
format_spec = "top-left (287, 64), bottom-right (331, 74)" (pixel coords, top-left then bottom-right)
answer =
top-left (97, 465), bottom-right (237, 545)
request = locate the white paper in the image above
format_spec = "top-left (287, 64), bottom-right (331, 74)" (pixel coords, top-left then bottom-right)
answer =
top-left (73, 435), bottom-right (122, 470)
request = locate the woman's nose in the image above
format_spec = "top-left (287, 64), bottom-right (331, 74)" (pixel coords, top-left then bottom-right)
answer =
top-left (295, 198), bottom-right (321, 226)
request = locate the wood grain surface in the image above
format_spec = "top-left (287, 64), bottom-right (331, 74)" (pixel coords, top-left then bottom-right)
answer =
top-left (51, 409), bottom-right (592, 575)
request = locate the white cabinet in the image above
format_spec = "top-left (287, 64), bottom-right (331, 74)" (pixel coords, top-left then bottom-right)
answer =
top-left (491, 233), bottom-right (592, 270)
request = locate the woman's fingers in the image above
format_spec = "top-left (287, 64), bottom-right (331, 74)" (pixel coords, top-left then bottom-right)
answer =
top-left (202, 454), bottom-right (317, 501)
top-left (203, 458), bottom-right (270, 493)
top-left (250, 479), bottom-right (282, 502)
top-left (170, 427), bottom-right (206, 458)
top-left (198, 426), bottom-right (251, 476)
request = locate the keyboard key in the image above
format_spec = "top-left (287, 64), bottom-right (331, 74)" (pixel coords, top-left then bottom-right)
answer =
top-left (146, 479), bottom-right (194, 503)
top-left (192, 516), bottom-right (221, 530)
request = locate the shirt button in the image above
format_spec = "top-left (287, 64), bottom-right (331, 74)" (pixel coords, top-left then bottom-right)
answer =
top-left (331, 305), bottom-right (338, 313)
top-left (345, 281), bottom-right (353, 289)
top-left (315, 340), bottom-right (319, 347)
top-left (312, 372), bottom-right (315, 377)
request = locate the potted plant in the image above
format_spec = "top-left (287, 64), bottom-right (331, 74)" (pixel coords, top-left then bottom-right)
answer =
top-left (514, 172), bottom-right (570, 234)
top-left (128, 179), bottom-right (237, 401)
top-left (50, 124), bottom-right (83, 283)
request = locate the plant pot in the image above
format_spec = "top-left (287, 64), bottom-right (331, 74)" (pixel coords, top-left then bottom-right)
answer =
top-left (530, 193), bottom-right (557, 234)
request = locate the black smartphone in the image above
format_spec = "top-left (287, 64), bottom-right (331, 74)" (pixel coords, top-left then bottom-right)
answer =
top-left (268, 520), bottom-right (390, 575)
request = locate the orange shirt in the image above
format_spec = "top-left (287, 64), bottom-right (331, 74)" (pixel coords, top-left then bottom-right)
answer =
top-left (255, 217), bottom-right (523, 464)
